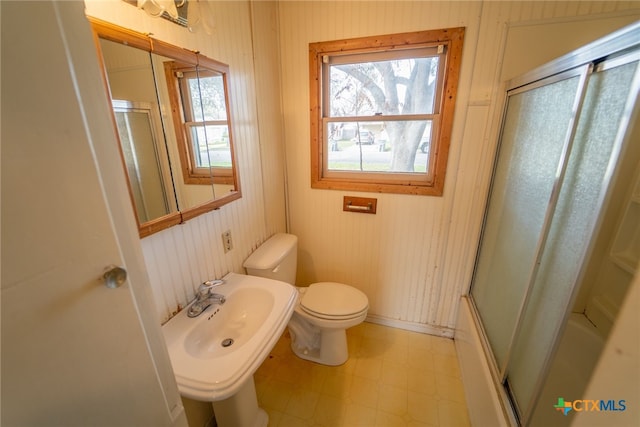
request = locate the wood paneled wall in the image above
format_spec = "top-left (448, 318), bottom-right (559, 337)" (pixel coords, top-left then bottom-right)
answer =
top-left (85, 0), bottom-right (639, 330)
top-left (84, 0), bottom-right (286, 323)
top-left (278, 1), bottom-right (640, 335)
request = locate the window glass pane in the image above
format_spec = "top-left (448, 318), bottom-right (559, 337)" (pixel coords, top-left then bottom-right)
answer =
top-left (329, 57), bottom-right (439, 117)
top-left (188, 74), bottom-right (227, 121)
top-left (188, 124), bottom-right (231, 168)
top-left (326, 121), bottom-right (431, 173)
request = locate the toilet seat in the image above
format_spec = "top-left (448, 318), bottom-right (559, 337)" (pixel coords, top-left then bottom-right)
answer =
top-left (300, 282), bottom-right (368, 320)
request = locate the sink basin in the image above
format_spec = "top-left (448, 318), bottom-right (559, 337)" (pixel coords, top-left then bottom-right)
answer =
top-left (162, 272), bottom-right (297, 402)
top-left (184, 287), bottom-right (274, 360)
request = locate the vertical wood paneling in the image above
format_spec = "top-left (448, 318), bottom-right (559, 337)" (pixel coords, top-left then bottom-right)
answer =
top-left (86, 0), bottom-right (283, 323)
top-left (86, 0), bottom-right (640, 328)
top-left (278, 0), bottom-right (640, 335)
top-left (279, 0), bottom-right (480, 334)
top-left (251, 1), bottom-right (287, 238)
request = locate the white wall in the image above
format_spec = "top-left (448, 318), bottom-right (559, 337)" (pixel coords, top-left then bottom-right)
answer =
top-left (84, 0), bottom-right (286, 323)
top-left (84, 0), bottom-right (640, 330)
top-left (277, 1), bottom-right (640, 335)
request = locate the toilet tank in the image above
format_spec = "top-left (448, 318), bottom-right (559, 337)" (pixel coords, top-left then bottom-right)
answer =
top-left (243, 233), bottom-right (298, 284)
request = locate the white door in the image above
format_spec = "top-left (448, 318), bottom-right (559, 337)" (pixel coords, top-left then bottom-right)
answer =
top-left (1, 1), bottom-right (186, 426)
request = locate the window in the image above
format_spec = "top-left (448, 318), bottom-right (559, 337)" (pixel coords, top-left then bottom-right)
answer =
top-left (165, 59), bottom-right (235, 185)
top-left (310, 28), bottom-right (465, 195)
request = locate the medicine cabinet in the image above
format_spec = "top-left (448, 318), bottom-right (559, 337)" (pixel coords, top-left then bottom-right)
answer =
top-left (90, 18), bottom-right (241, 237)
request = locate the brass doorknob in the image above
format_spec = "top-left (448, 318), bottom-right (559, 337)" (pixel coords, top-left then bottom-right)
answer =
top-left (103, 265), bottom-right (127, 289)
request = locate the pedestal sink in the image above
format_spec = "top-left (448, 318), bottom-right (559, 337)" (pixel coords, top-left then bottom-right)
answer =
top-left (162, 272), bottom-right (297, 427)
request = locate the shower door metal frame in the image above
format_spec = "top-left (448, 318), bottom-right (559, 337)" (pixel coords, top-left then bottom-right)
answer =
top-left (498, 64), bottom-right (592, 383)
top-left (113, 99), bottom-right (175, 222)
top-left (521, 50), bottom-right (640, 423)
top-left (470, 63), bottom-right (593, 424)
top-left (468, 22), bottom-right (640, 426)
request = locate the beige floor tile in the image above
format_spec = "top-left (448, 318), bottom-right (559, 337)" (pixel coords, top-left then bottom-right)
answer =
top-left (437, 398), bottom-right (471, 427)
top-left (260, 378), bottom-right (295, 412)
top-left (407, 368), bottom-right (437, 395)
top-left (284, 389), bottom-right (320, 420)
top-left (380, 360), bottom-right (409, 389)
top-left (354, 356), bottom-right (383, 380)
top-left (256, 374), bottom-right (270, 399)
top-left (430, 338), bottom-right (456, 357)
top-left (255, 322), bottom-right (471, 427)
top-left (347, 333), bottom-right (363, 355)
top-left (407, 420), bottom-right (436, 427)
top-left (407, 330), bottom-right (435, 351)
top-left (332, 356), bottom-right (358, 376)
top-left (278, 413), bottom-right (314, 427)
top-left (378, 385), bottom-right (408, 416)
top-left (272, 331), bottom-right (293, 356)
top-left (363, 322), bottom-right (394, 342)
top-left (343, 402), bottom-right (378, 426)
top-left (291, 366), bottom-right (327, 394)
top-left (313, 394), bottom-right (348, 426)
top-left (274, 358), bottom-right (317, 385)
top-left (432, 353), bottom-right (461, 378)
top-left (383, 340), bottom-right (409, 364)
top-left (407, 391), bottom-right (439, 425)
top-left (357, 337), bottom-right (389, 359)
top-left (349, 376), bottom-right (380, 408)
top-left (348, 322), bottom-right (367, 337)
top-left (407, 346), bottom-right (435, 370)
top-left (435, 373), bottom-right (466, 404)
top-left (387, 325), bottom-right (412, 342)
top-left (256, 354), bottom-right (280, 379)
top-left (265, 408), bottom-right (284, 427)
top-left (320, 372), bottom-right (352, 399)
top-left (376, 409), bottom-right (407, 427)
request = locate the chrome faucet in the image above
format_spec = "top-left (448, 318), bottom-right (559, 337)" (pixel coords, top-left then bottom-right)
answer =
top-left (187, 279), bottom-right (226, 318)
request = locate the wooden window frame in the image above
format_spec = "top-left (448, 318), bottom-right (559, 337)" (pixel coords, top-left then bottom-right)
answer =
top-left (164, 60), bottom-right (235, 186)
top-left (310, 27), bottom-right (465, 196)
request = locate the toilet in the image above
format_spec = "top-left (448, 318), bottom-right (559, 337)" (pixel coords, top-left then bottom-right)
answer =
top-left (243, 233), bottom-right (368, 366)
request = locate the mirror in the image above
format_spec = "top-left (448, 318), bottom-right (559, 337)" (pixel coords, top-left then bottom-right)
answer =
top-left (90, 18), bottom-right (241, 237)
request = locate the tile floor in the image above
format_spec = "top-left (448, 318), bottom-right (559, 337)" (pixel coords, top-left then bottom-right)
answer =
top-left (254, 322), bottom-right (471, 427)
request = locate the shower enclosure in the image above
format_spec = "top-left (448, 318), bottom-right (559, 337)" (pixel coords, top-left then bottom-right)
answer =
top-left (469, 23), bottom-right (640, 425)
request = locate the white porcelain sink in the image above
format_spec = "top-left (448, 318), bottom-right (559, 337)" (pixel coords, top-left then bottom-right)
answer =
top-left (162, 272), bottom-right (297, 402)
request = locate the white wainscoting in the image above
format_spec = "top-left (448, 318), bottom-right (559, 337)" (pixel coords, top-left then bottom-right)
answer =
top-left (86, 0), bottom-right (640, 327)
top-left (277, 0), bottom-right (640, 334)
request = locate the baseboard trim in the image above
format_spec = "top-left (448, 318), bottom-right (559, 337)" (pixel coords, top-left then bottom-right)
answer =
top-left (365, 314), bottom-right (454, 338)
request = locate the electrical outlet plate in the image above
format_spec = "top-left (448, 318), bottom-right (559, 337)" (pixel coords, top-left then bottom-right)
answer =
top-left (222, 230), bottom-right (233, 253)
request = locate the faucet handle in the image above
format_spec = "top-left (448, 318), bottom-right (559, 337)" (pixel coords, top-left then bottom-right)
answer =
top-left (198, 279), bottom-right (225, 296)
top-left (203, 279), bottom-right (225, 287)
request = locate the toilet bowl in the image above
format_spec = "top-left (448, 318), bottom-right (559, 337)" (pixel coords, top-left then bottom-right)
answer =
top-left (288, 282), bottom-right (368, 365)
top-left (243, 233), bottom-right (369, 366)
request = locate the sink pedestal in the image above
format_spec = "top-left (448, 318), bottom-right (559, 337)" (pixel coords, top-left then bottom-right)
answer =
top-left (212, 377), bottom-right (267, 427)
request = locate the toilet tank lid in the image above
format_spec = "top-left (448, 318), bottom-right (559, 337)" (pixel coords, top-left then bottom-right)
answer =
top-left (243, 233), bottom-right (298, 270)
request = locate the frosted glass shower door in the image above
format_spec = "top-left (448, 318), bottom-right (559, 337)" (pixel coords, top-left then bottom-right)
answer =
top-left (471, 70), bottom-right (585, 371)
top-left (508, 58), bottom-right (640, 422)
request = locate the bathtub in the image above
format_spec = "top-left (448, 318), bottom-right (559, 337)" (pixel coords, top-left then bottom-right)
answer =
top-left (528, 313), bottom-right (605, 426)
top-left (455, 296), bottom-right (513, 426)
top-left (455, 298), bottom-right (605, 427)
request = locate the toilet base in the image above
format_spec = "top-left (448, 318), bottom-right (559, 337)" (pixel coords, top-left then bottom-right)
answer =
top-left (290, 327), bottom-right (348, 366)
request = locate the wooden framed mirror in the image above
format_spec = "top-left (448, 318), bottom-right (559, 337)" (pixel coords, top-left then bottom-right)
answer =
top-left (90, 18), bottom-right (241, 237)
